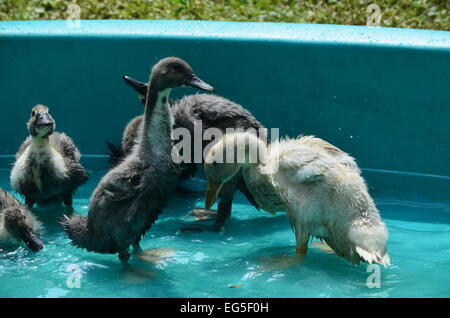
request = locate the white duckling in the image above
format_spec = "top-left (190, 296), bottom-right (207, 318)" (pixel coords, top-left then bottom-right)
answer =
top-left (204, 132), bottom-right (390, 266)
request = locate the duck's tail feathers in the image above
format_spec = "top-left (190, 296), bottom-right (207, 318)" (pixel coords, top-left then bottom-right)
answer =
top-left (349, 221), bottom-right (391, 267)
top-left (106, 141), bottom-right (125, 166)
top-left (59, 214), bottom-right (93, 251)
top-left (355, 246), bottom-right (391, 266)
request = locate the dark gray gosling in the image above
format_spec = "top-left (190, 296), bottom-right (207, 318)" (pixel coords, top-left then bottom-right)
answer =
top-left (61, 57), bottom-right (214, 263)
top-left (0, 189), bottom-right (44, 252)
top-left (10, 105), bottom-right (89, 208)
top-left (107, 76), bottom-right (266, 230)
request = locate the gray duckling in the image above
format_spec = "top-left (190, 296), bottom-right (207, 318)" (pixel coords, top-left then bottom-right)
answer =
top-left (10, 105), bottom-right (89, 208)
top-left (107, 76), bottom-right (266, 230)
top-left (61, 57), bottom-right (214, 263)
top-left (0, 188), bottom-right (44, 252)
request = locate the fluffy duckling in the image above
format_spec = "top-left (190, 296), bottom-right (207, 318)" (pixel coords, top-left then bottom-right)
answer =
top-left (62, 57), bottom-right (215, 263)
top-left (107, 76), bottom-right (266, 230)
top-left (10, 105), bottom-right (88, 208)
top-left (204, 132), bottom-right (390, 266)
top-left (0, 189), bottom-right (44, 251)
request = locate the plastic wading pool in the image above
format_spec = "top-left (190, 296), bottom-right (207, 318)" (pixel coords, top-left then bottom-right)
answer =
top-left (0, 20), bottom-right (449, 298)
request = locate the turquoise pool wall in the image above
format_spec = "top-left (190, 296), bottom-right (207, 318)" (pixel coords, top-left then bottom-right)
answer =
top-left (0, 21), bottom-right (449, 199)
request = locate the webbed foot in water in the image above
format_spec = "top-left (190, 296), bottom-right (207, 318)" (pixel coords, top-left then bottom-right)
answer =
top-left (212, 221), bottom-right (225, 232)
top-left (121, 266), bottom-right (157, 285)
top-left (188, 208), bottom-right (218, 221)
top-left (311, 241), bottom-right (334, 254)
top-left (135, 248), bottom-right (176, 264)
top-left (181, 208), bottom-right (224, 232)
top-left (257, 253), bottom-right (305, 272)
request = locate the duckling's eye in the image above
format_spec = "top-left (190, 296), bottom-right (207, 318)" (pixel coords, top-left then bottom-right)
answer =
top-left (31, 111), bottom-right (35, 116)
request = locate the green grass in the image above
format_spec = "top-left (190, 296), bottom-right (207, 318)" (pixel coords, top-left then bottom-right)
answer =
top-left (0, 0), bottom-right (449, 31)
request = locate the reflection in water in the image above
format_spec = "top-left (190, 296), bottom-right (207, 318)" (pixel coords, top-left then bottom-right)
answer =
top-left (136, 248), bottom-right (176, 264)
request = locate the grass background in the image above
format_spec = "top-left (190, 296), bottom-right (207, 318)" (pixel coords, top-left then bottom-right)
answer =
top-left (0, 0), bottom-right (449, 31)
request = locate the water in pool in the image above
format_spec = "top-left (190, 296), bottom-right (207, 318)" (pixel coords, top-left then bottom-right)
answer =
top-left (0, 169), bottom-right (449, 298)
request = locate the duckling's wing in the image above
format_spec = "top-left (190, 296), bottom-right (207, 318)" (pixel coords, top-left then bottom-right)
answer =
top-left (275, 145), bottom-right (330, 184)
top-left (99, 170), bottom-right (142, 203)
top-left (87, 169), bottom-right (144, 241)
top-left (50, 133), bottom-right (82, 162)
top-left (50, 133), bottom-right (88, 186)
top-left (297, 136), bottom-right (359, 171)
top-left (175, 94), bottom-right (265, 132)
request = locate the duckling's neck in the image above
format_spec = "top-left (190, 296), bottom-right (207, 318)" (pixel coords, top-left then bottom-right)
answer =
top-left (140, 87), bottom-right (173, 158)
top-left (30, 136), bottom-right (50, 150)
top-left (232, 133), bottom-right (269, 168)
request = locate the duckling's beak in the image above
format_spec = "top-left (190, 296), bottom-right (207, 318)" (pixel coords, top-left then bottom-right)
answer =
top-left (205, 179), bottom-right (223, 209)
top-left (123, 75), bottom-right (148, 97)
top-left (186, 73), bottom-right (215, 92)
top-left (21, 229), bottom-right (44, 252)
top-left (35, 112), bottom-right (53, 128)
